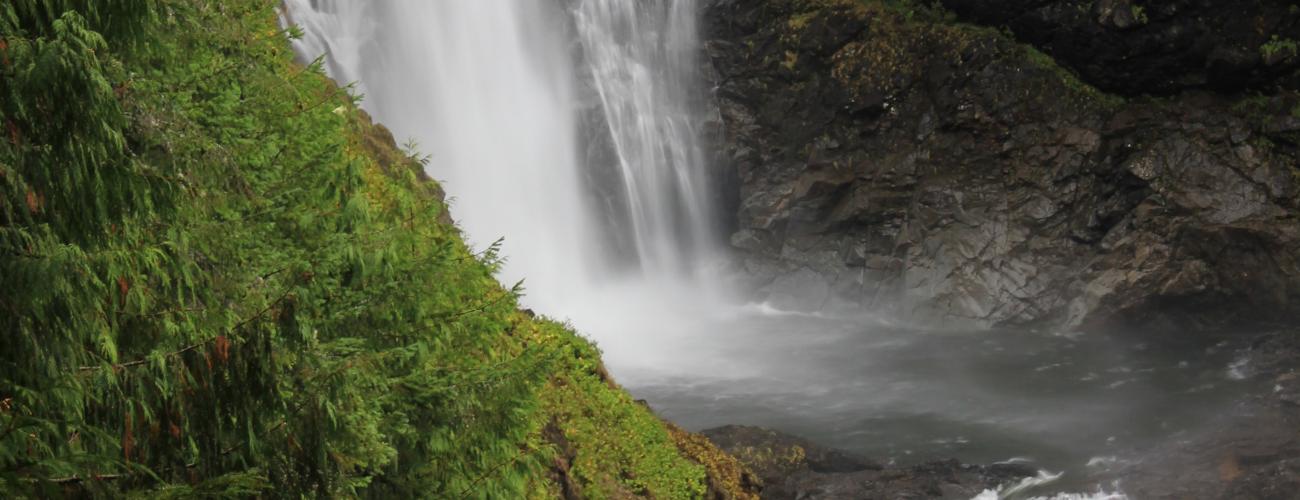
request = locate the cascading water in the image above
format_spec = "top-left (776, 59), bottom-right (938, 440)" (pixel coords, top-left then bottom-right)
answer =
top-left (285, 0), bottom-right (721, 294)
top-left (571, 0), bottom-right (720, 278)
top-left (281, 3), bottom-right (1248, 498)
top-left (284, 0), bottom-right (730, 377)
top-left (284, 0), bottom-right (599, 313)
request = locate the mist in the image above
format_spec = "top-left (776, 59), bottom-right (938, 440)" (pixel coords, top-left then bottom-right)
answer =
top-left (284, 1), bottom-right (1294, 498)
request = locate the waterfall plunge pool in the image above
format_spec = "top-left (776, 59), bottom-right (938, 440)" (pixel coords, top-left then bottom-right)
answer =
top-left (582, 301), bottom-right (1259, 495)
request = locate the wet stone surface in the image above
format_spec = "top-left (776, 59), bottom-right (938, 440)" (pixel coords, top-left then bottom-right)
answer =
top-left (701, 425), bottom-right (1037, 500)
top-left (701, 0), bottom-right (1300, 332)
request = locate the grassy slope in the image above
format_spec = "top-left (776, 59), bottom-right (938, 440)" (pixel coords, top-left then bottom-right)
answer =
top-left (0, 0), bottom-right (755, 497)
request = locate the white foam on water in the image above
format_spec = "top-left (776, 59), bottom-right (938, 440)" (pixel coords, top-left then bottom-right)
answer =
top-left (1226, 355), bottom-right (1251, 380)
top-left (972, 470), bottom-right (1128, 500)
top-left (740, 301), bottom-right (827, 318)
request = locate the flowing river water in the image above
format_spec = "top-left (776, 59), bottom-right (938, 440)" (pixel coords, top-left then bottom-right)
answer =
top-left (284, 1), bottom-right (1261, 497)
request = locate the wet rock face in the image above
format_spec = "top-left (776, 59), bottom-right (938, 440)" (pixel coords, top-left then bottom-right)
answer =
top-left (938, 0), bottom-right (1300, 96)
top-left (703, 0), bottom-right (1300, 330)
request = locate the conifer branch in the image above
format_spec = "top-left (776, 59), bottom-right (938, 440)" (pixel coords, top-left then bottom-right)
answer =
top-left (287, 87), bottom-right (346, 119)
top-left (78, 342), bottom-right (205, 372)
top-left (457, 444), bottom-right (534, 499)
top-left (0, 408), bottom-right (20, 444)
top-left (78, 278), bottom-right (301, 372)
top-left (4, 248), bottom-right (45, 259)
top-left (434, 282), bottom-right (523, 321)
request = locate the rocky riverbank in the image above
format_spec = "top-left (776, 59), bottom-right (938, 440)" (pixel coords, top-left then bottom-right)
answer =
top-left (701, 425), bottom-right (1036, 499)
top-left (702, 0), bottom-right (1300, 332)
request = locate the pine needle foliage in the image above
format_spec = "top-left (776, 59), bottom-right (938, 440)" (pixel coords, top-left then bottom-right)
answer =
top-left (3, 0), bottom-right (160, 43)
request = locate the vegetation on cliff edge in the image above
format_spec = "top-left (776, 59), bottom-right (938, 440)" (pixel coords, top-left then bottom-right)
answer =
top-left (0, 0), bottom-right (754, 498)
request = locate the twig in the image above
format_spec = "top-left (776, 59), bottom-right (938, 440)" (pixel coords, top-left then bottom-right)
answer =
top-left (45, 473), bottom-right (129, 484)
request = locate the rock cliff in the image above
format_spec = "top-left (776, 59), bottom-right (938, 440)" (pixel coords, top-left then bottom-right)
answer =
top-left (704, 0), bottom-right (1300, 331)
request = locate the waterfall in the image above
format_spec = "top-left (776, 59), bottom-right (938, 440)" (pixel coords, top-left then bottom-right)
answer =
top-left (571, 0), bottom-right (720, 278)
top-left (283, 0), bottom-right (727, 363)
top-left (284, 0), bottom-right (596, 311)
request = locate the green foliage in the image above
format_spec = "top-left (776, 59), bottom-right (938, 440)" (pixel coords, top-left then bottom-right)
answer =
top-left (3, 0), bottom-right (160, 43)
top-left (1228, 92), bottom-right (1300, 127)
top-left (1, 0), bottom-right (581, 497)
top-left (1261, 35), bottom-right (1299, 60)
top-left (1, 0), bottom-right (731, 497)
top-left (538, 324), bottom-right (709, 499)
top-left (1234, 93), bottom-right (1272, 111)
top-left (1130, 5), bottom-right (1149, 25)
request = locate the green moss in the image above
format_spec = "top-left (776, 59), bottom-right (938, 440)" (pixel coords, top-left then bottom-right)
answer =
top-left (1233, 93), bottom-right (1276, 121)
top-left (665, 423), bottom-right (761, 499)
top-left (818, 0), bottom-right (929, 97)
top-left (782, 50), bottom-right (800, 71)
top-left (1130, 5), bottom-right (1149, 25)
top-left (1261, 36), bottom-right (1299, 60)
top-left (1021, 45), bottom-right (1125, 109)
top-left (1229, 92), bottom-right (1300, 134)
top-left (788, 11), bottom-right (818, 30)
top-left (534, 321), bottom-right (709, 499)
top-left (1234, 93), bottom-right (1273, 112)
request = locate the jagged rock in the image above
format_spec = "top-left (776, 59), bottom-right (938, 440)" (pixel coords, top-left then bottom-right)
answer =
top-left (702, 0), bottom-right (1300, 331)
